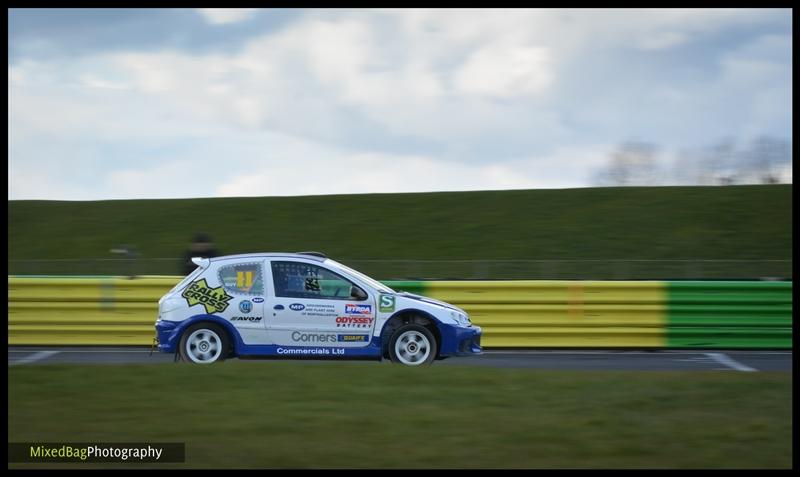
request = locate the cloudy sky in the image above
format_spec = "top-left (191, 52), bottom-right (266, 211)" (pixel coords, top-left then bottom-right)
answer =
top-left (8, 8), bottom-right (792, 200)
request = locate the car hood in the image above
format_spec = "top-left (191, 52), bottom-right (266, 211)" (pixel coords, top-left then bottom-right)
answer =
top-left (395, 291), bottom-right (467, 315)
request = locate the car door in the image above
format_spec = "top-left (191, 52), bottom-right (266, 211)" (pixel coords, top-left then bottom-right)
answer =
top-left (215, 259), bottom-right (269, 344)
top-left (266, 259), bottom-right (376, 348)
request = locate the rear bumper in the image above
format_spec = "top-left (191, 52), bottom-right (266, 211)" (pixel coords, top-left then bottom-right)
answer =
top-left (155, 319), bottom-right (180, 353)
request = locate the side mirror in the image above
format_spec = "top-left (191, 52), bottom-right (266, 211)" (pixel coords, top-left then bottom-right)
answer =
top-left (351, 286), bottom-right (368, 300)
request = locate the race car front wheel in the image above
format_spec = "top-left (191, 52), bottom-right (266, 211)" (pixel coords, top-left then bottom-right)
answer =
top-left (388, 324), bottom-right (437, 366)
top-left (179, 323), bottom-right (228, 364)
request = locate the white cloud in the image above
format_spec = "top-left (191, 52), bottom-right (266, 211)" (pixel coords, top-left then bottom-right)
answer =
top-left (215, 144), bottom-right (611, 198)
top-left (19, 9), bottom-right (782, 145)
top-left (13, 123), bottom-right (602, 200)
top-left (776, 162), bottom-right (792, 183)
top-left (214, 153), bottom-right (542, 198)
top-left (7, 9), bottom-right (792, 200)
top-left (105, 161), bottom-right (201, 199)
top-left (79, 74), bottom-right (129, 90)
top-left (196, 8), bottom-right (258, 25)
top-left (639, 31), bottom-right (689, 50)
top-left (453, 43), bottom-right (553, 97)
top-left (8, 163), bottom-right (80, 200)
top-left (713, 33), bottom-right (792, 140)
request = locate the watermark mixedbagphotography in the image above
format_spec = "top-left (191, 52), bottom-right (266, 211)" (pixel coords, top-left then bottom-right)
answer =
top-left (8, 443), bottom-right (185, 463)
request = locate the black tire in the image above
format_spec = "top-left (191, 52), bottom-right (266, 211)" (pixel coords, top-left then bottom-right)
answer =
top-left (388, 324), bottom-right (437, 366)
top-left (178, 323), bottom-right (229, 364)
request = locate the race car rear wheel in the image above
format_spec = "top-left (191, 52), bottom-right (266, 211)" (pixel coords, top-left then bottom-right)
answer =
top-left (388, 324), bottom-right (437, 366)
top-left (179, 323), bottom-right (228, 364)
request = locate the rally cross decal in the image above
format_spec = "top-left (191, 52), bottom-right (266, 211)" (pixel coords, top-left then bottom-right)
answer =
top-left (181, 278), bottom-right (233, 314)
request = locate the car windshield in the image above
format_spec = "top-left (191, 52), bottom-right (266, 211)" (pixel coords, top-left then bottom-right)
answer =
top-left (325, 259), bottom-right (395, 294)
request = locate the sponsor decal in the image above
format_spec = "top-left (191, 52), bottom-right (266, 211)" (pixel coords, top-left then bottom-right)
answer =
top-left (335, 316), bottom-right (374, 328)
top-left (290, 331), bottom-right (368, 343)
top-left (182, 279), bottom-right (233, 314)
top-left (236, 270), bottom-right (256, 293)
top-left (301, 304), bottom-right (337, 317)
top-left (252, 297), bottom-right (265, 303)
top-left (379, 294), bottom-right (396, 313)
top-left (338, 334), bottom-right (369, 342)
top-left (277, 347), bottom-right (345, 355)
top-left (219, 262), bottom-right (263, 294)
top-left (289, 303), bottom-right (306, 311)
top-left (231, 316), bottom-right (263, 322)
top-left (239, 300), bottom-right (253, 313)
top-left (345, 304), bottom-right (372, 315)
top-left (291, 331), bottom-right (337, 343)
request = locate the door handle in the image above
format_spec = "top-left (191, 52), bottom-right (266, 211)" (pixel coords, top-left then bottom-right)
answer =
top-left (274, 304), bottom-right (284, 310)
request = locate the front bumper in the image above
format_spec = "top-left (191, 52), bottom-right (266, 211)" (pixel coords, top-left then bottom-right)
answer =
top-left (438, 324), bottom-right (482, 357)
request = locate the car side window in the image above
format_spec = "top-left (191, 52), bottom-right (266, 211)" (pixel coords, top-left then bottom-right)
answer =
top-left (218, 262), bottom-right (265, 296)
top-left (271, 261), bottom-right (366, 300)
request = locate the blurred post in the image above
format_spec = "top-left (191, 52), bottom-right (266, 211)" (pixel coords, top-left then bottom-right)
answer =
top-left (110, 245), bottom-right (140, 279)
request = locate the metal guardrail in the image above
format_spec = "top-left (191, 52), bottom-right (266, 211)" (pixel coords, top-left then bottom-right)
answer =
top-left (7, 277), bottom-right (792, 349)
top-left (7, 258), bottom-right (793, 280)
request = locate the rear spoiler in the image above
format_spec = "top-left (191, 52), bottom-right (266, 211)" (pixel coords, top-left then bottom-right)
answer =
top-left (191, 257), bottom-right (211, 269)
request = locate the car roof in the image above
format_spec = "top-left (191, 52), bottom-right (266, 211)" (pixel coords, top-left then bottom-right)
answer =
top-left (207, 252), bottom-right (329, 263)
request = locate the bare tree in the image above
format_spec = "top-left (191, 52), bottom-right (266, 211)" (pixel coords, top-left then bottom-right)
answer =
top-left (671, 148), bottom-right (699, 185)
top-left (706, 138), bottom-right (737, 185)
top-left (592, 141), bottom-right (660, 186)
top-left (745, 136), bottom-right (791, 184)
top-left (595, 137), bottom-right (791, 187)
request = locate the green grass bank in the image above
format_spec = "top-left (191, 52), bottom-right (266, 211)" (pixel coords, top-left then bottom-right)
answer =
top-left (8, 184), bottom-right (792, 279)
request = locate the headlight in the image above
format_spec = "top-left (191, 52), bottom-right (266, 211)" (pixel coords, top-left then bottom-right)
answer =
top-left (450, 311), bottom-right (471, 326)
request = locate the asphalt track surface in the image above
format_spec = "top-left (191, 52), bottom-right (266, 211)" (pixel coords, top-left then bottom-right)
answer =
top-left (7, 347), bottom-right (792, 372)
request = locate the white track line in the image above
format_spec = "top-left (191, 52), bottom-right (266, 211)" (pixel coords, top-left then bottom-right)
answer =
top-left (704, 353), bottom-right (758, 372)
top-left (483, 350), bottom-right (790, 355)
top-left (9, 350), bottom-right (60, 366)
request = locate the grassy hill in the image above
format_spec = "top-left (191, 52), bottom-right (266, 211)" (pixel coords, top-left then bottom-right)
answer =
top-left (7, 185), bottom-right (792, 279)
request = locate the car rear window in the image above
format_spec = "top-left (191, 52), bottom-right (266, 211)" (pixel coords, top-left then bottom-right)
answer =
top-left (218, 261), bottom-right (265, 295)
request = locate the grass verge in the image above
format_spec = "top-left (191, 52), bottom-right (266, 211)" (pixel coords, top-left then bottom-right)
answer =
top-left (8, 362), bottom-right (792, 468)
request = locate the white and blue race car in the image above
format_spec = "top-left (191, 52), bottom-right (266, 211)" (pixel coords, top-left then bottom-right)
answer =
top-left (154, 252), bottom-right (482, 365)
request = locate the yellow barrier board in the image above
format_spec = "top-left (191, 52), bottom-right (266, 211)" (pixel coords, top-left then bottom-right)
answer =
top-left (427, 281), bottom-right (667, 347)
top-left (8, 277), bottom-right (668, 347)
